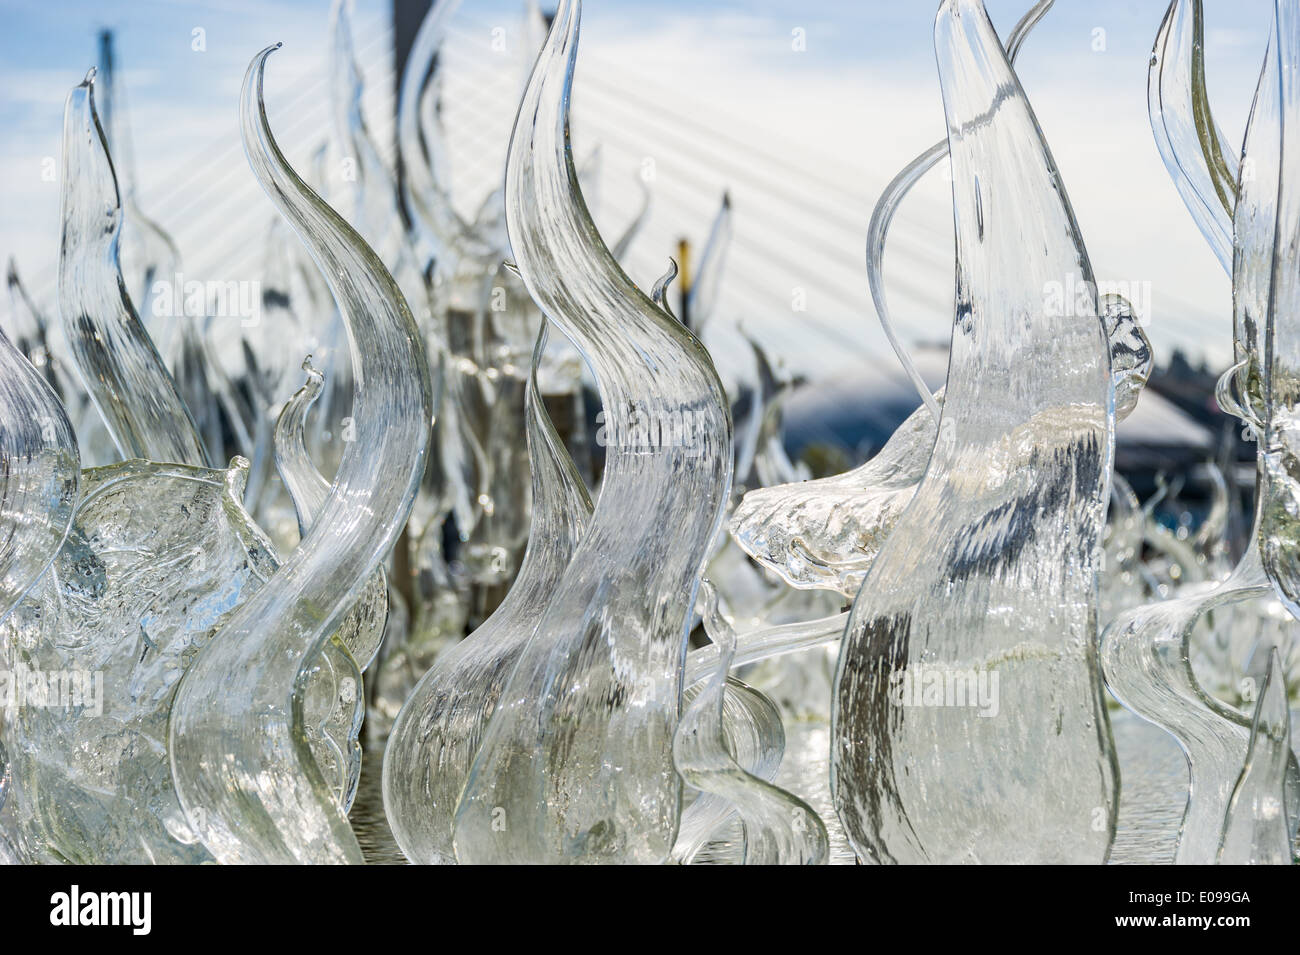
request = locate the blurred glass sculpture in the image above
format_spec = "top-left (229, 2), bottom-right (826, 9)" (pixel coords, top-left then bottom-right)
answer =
top-left (1101, 0), bottom-right (1300, 866)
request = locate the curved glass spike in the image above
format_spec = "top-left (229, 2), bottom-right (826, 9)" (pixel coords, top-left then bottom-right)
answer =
top-left (684, 193), bottom-right (732, 334)
top-left (259, 212), bottom-right (354, 476)
top-left (167, 44), bottom-right (433, 865)
top-left (1258, 2), bottom-right (1300, 622)
top-left (1232, 28), bottom-right (1278, 415)
top-left (451, 0), bottom-right (733, 865)
top-left (729, 341), bottom-right (764, 496)
top-left (1148, 0), bottom-right (1241, 274)
top-left (866, 0), bottom-right (1053, 421)
top-left (831, 0), bottom-right (1118, 864)
top-left (7, 261), bottom-right (115, 470)
top-left (274, 359), bottom-right (388, 670)
top-left (672, 581), bottom-right (828, 865)
top-left (251, 219), bottom-right (312, 416)
top-left (736, 2), bottom-right (1096, 598)
top-left (57, 72), bottom-right (206, 467)
top-left (651, 258), bottom-right (680, 322)
top-left (329, 0), bottom-right (409, 267)
top-left (1218, 649), bottom-right (1295, 863)
top-left (0, 329), bottom-right (80, 626)
top-left (384, 322), bottom-right (591, 864)
top-left (1194, 461), bottom-right (1231, 562)
top-left (274, 358), bottom-right (330, 535)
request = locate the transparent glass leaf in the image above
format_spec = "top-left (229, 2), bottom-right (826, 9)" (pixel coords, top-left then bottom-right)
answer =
top-left (1148, 0), bottom-right (1240, 273)
top-left (56, 73), bottom-right (206, 467)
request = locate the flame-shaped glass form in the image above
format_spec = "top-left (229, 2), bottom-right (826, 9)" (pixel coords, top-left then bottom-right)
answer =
top-left (451, 0), bottom-right (732, 864)
top-left (384, 323), bottom-right (590, 864)
top-left (1218, 649), bottom-right (1295, 863)
top-left (1100, 6), bottom-right (1300, 864)
top-left (330, 0), bottom-right (410, 272)
top-left (57, 73), bottom-right (205, 468)
top-left (95, 31), bottom-right (187, 359)
top-left (1148, 0), bottom-right (1240, 273)
top-left (866, 0), bottom-right (1052, 420)
top-left (396, 0), bottom-right (545, 607)
top-left (398, 0), bottom-right (499, 271)
top-left (167, 44), bottom-right (433, 865)
top-left (672, 581), bottom-right (828, 865)
top-left (830, 0), bottom-right (1118, 864)
top-left (744, 335), bottom-right (809, 489)
top-left (683, 194), bottom-right (731, 334)
top-left (729, 2), bottom-right (1154, 601)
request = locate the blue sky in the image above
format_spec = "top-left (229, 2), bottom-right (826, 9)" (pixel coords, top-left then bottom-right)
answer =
top-left (0, 1), bottom-right (1282, 376)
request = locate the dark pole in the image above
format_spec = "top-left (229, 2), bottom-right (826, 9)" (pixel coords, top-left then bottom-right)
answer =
top-left (392, 0), bottom-right (432, 200)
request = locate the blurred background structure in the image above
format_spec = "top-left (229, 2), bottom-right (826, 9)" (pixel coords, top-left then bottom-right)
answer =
top-left (0, 0), bottom-right (1277, 541)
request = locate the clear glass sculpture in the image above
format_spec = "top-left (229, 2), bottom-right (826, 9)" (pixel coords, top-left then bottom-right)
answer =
top-left (57, 72), bottom-right (206, 468)
top-left (830, 0), bottom-right (1119, 864)
top-left (1101, 0), bottom-right (1300, 866)
top-left (166, 43), bottom-right (433, 865)
top-left (450, 0), bottom-right (733, 864)
top-left (383, 323), bottom-right (591, 864)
